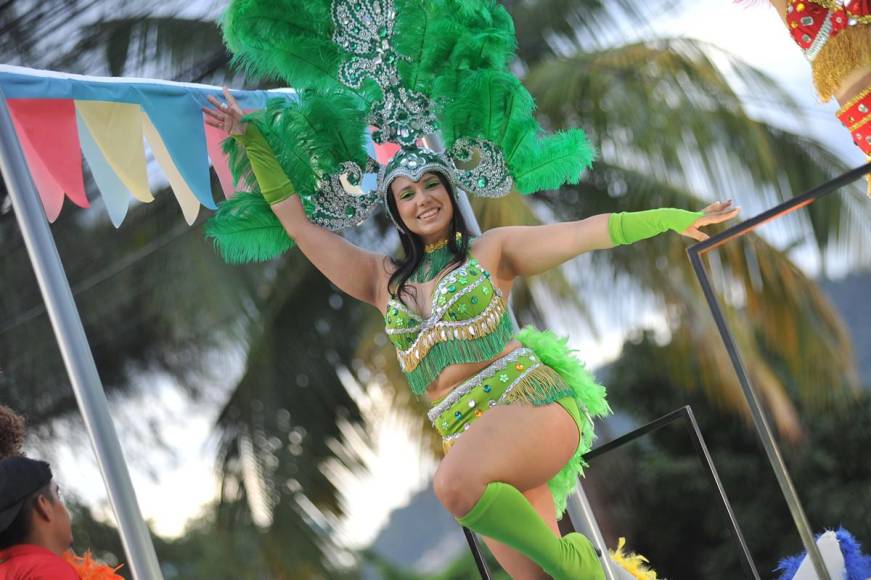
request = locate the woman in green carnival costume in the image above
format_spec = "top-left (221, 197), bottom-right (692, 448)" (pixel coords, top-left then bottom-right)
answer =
top-left (204, 1), bottom-right (739, 578)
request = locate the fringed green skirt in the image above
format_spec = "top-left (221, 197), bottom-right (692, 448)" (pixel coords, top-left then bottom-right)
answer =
top-left (427, 327), bottom-right (611, 518)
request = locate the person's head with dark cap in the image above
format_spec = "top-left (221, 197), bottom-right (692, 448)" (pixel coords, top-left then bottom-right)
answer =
top-left (0, 405), bottom-right (72, 556)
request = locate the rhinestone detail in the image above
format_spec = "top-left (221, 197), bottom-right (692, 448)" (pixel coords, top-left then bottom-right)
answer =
top-left (331, 0), bottom-right (437, 145)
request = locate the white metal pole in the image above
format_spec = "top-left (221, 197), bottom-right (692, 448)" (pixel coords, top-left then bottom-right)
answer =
top-left (0, 87), bottom-right (163, 579)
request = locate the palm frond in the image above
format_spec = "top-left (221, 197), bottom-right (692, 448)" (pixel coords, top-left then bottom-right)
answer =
top-left (526, 38), bottom-right (871, 268)
top-left (52, 16), bottom-right (227, 78)
top-left (504, 0), bottom-right (684, 63)
top-left (212, 256), bottom-right (371, 573)
top-left (544, 162), bottom-right (861, 435)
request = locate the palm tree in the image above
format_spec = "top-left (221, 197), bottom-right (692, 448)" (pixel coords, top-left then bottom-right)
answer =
top-left (506, 5), bottom-right (869, 436)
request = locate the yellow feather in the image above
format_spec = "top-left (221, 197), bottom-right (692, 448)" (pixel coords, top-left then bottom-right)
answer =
top-left (610, 537), bottom-right (660, 580)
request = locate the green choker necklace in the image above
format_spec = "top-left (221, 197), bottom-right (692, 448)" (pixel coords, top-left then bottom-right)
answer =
top-left (412, 235), bottom-right (459, 282)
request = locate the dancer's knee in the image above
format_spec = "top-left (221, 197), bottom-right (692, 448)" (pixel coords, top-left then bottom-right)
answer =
top-left (433, 462), bottom-right (486, 517)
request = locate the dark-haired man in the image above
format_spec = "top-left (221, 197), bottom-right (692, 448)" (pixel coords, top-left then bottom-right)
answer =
top-left (0, 456), bottom-right (77, 579)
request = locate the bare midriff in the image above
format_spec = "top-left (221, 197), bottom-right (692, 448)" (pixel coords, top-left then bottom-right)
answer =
top-left (423, 338), bottom-right (523, 404)
top-left (837, 66), bottom-right (871, 106)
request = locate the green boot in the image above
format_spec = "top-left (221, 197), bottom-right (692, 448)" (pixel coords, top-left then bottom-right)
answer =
top-left (457, 482), bottom-right (605, 579)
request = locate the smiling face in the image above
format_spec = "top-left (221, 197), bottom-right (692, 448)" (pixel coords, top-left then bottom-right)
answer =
top-left (390, 172), bottom-right (455, 243)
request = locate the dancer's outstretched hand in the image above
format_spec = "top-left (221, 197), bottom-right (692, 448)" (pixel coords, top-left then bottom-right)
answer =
top-left (681, 200), bottom-right (741, 242)
top-left (203, 87), bottom-right (248, 136)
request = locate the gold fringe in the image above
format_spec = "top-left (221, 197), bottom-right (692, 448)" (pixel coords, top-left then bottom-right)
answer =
top-left (501, 365), bottom-right (569, 405)
top-left (441, 366), bottom-right (570, 455)
top-left (813, 25), bottom-right (871, 102)
top-left (398, 296), bottom-right (507, 371)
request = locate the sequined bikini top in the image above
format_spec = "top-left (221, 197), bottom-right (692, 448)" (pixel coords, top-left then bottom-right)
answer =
top-left (384, 256), bottom-right (514, 395)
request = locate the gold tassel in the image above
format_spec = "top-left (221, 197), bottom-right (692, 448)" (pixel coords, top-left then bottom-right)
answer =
top-left (812, 25), bottom-right (871, 102)
top-left (501, 366), bottom-right (568, 405)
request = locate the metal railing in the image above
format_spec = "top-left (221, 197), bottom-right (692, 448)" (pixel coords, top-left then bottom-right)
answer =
top-left (687, 162), bottom-right (871, 580)
top-left (458, 163), bottom-right (871, 578)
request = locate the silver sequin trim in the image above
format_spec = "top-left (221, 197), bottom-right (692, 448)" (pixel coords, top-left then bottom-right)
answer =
top-left (392, 285), bottom-right (504, 363)
top-left (331, 0), bottom-right (438, 145)
top-left (427, 348), bottom-right (534, 423)
top-left (377, 148), bottom-right (456, 197)
top-left (386, 257), bottom-right (495, 332)
top-left (451, 138), bottom-right (514, 198)
top-left (310, 158), bottom-right (382, 230)
top-left (806, 11), bottom-right (833, 61)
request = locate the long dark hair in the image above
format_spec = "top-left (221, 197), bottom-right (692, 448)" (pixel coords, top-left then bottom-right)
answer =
top-left (385, 173), bottom-right (471, 305)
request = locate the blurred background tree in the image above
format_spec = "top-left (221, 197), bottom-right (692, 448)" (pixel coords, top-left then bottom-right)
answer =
top-left (0, 0), bottom-right (868, 577)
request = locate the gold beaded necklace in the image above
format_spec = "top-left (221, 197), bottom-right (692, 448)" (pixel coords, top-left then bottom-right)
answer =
top-left (412, 233), bottom-right (461, 282)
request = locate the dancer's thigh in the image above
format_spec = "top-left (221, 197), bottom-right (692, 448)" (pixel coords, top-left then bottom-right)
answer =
top-left (437, 402), bottom-right (579, 503)
top-left (481, 483), bottom-right (557, 580)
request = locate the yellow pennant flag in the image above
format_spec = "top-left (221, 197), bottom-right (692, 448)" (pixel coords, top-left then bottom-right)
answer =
top-left (142, 115), bottom-right (200, 225)
top-left (75, 101), bottom-right (152, 203)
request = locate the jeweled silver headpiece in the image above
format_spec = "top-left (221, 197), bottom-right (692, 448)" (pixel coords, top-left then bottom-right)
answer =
top-left (301, 0), bottom-right (516, 232)
top-left (218, 0), bottom-right (594, 254)
top-left (377, 141), bottom-right (514, 200)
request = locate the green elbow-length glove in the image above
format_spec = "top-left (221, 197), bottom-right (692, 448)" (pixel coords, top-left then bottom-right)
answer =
top-left (205, 124), bottom-right (298, 264)
top-left (233, 124), bottom-right (296, 205)
top-left (607, 208), bottom-right (704, 246)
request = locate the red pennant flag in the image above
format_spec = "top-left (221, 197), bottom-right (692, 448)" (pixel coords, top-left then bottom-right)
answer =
top-left (204, 120), bottom-right (236, 199)
top-left (7, 98), bottom-right (88, 222)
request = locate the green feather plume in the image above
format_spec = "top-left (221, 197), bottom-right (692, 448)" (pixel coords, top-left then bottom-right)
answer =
top-left (439, 0), bottom-right (515, 71)
top-left (219, 0), bottom-right (592, 213)
top-left (512, 128), bottom-right (596, 193)
top-left (206, 91), bottom-right (371, 264)
top-left (244, 91), bottom-right (370, 200)
top-left (439, 70), bottom-right (595, 194)
top-left (393, 0), bottom-right (435, 93)
top-left (222, 0), bottom-right (342, 91)
top-left (221, 134), bottom-right (257, 192)
top-left (398, 0), bottom-right (515, 97)
top-left (205, 192), bottom-right (294, 264)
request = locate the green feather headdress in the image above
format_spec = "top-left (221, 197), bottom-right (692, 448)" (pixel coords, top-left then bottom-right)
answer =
top-left (208, 0), bottom-right (596, 263)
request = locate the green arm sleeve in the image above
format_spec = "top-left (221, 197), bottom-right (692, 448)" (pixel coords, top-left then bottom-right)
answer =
top-left (233, 125), bottom-right (295, 205)
top-left (608, 208), bottom-right (704, 246)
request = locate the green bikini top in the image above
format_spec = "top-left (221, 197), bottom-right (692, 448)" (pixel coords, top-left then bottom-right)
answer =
top-left (384, 256), bottom-right (514, 395)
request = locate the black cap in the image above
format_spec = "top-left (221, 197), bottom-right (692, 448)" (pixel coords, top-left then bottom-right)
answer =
top-left (0, 457), bottom-right (52, 533)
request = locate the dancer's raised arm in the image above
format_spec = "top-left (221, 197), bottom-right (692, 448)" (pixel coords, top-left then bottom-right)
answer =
top-left (205, 89), bottom-right (388, 309)
top-left (485, 202), bottom-right (740, 279)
